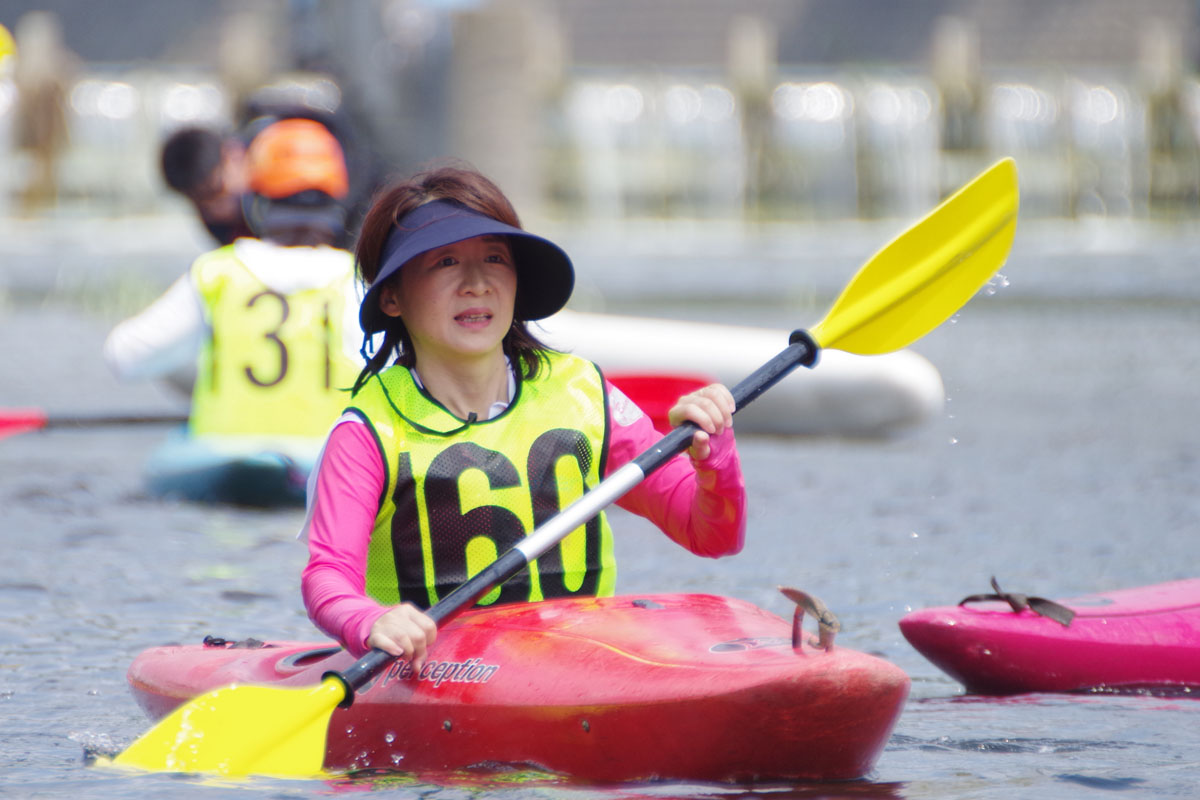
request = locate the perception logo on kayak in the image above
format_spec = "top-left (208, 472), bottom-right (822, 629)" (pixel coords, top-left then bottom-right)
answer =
top-left (710, 637), bottom-right (792, 653)
top-left (383, 656), bottom-right (500, 687)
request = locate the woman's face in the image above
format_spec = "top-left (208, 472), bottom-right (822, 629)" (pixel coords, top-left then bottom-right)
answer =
top-left (379, 234), bottom-right (517, 365)
top-left (188, 142), bottom-right (247, 222)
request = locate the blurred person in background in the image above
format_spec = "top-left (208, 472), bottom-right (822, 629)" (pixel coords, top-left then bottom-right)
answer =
top-left (240, 88), bottom-right (386, 247)
top-left (160, 125), bottom-right (254, 246)
top-left (0, 23), bottom-right (15, 75)
top-left (105, 118), bottom-right (365, 484)
top-left (161, 90), bottom-right (382, 249)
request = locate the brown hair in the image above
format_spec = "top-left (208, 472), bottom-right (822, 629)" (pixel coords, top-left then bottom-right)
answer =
top-left (352, 164), bottom-right (554, 394)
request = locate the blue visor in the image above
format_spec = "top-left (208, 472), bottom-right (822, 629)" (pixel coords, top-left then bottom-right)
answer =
top-left (360, 199), bottom-right (574, 334)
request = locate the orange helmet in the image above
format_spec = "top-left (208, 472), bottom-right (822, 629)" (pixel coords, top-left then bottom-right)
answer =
top-left (246, 118), bottom-right (349, 199)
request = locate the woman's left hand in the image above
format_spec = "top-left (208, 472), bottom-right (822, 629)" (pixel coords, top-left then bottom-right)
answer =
top-left (667, 383), bottom-right (735, 461)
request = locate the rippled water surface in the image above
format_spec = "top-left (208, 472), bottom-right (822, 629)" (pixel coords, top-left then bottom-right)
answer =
top-left (3, 226), bottom-right (1200, 799)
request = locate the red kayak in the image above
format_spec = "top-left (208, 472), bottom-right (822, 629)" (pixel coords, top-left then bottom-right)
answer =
top-left (899, 578), bottom-right (1200, 695)
top-left (127, 593), bottom-right (909, 782)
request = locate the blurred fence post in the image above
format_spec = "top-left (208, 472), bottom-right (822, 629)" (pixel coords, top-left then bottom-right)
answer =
top-left (449, 0), bottom-right (563, 223)
top-left (12, 10), bottom-right (74, 213)
top-left (1139, 18), bottom-right (1200, 217)
top-left (728, 15), bottom-right (775, 223)
top-left (930, 15), bottom-right (985, 199)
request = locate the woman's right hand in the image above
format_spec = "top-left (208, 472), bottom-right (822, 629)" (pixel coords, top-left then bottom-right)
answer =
top-left (667, 383), bottom-right (736, 461)
top-left (368, 603), bottom-right (438, 670)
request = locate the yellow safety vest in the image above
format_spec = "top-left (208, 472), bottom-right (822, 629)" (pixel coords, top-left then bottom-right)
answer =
top-left (350, 351), bottom-right (617, 610)
top-left (189, 245), bottom-right (358, 441)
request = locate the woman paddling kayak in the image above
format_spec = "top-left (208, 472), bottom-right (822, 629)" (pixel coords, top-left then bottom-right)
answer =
top-left (301, 164), bottom-right (747, 669)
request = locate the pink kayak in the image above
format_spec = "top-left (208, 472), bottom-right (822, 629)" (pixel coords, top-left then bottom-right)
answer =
top-left (127, 592), bottom-right (909, 782)
top-left (899, 578), bottom-right (1200, 695)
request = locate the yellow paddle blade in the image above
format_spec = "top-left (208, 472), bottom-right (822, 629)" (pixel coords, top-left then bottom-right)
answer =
top-left (105, 678), bottom-right (345, 778)
top-left (809, 158), bottom-right (1018, 354)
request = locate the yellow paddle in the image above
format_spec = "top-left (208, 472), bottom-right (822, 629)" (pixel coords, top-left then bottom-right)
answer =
top-left (810, 156), bottom-right (1018, 353)
top-left (104, 157), bottom-right (1018, 779)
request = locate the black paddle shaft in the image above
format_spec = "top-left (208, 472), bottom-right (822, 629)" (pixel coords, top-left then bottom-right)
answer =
top-left (47, 412), bottom-right (188, 429)
top-left (332, 330), bottom-right (819, 702)
top-left (631, 330), bottom-right (818, 476)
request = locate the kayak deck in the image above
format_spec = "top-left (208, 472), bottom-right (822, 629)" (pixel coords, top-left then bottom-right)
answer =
top-left (899, 578), bottom-right (1200, 695)
top-left (128, 593), bottom-right (909, 782)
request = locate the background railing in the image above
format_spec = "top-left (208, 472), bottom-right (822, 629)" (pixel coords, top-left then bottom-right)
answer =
top-left (2, 2), bottom-right (1198, 225)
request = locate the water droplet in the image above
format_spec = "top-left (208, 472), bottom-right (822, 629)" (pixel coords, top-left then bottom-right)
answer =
top-left (984, 273), bottom-right (1010, 295)
top-left (948, 436), bottom-right (958, 445)
top-left (391, 753), bottom-right (403, 765)
top-left (384, 731), bottom-right (395, 743)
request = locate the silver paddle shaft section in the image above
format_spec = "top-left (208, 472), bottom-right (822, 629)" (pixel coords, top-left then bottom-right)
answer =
top-left (516, 462), bottom-right (646, 562)
top-left (424, 461), bottom-right (648, 628)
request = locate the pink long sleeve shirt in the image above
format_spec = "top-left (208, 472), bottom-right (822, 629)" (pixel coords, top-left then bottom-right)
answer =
top-left (301, 380), bottom-right (746, 655)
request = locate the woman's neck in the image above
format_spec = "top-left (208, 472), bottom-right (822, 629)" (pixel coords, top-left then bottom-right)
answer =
top-left (412, 351), bottom-right (511, 421)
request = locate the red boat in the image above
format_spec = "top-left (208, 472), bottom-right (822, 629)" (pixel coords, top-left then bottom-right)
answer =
top-left (899, 578), bottom-right (1200, 695)
top-left (127, 593), bottom-right (909, 782)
